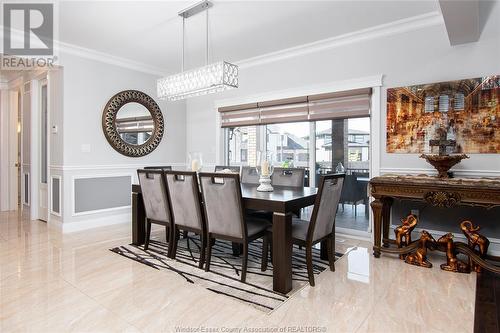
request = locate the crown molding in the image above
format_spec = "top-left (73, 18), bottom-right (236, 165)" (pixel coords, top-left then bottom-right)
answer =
top-left (57, 41), bottom-right (167, 77)
top-left (4, 11), bottom-right (443, 78)
top-left (236, 11), bottom-right (444, 69)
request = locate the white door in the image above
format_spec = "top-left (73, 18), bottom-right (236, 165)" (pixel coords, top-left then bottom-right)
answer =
top-left (38, 81), bottom-right (48, 221)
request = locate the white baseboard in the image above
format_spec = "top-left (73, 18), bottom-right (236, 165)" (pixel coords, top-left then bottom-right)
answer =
top-left (54, 212), bottom-right (131, 233)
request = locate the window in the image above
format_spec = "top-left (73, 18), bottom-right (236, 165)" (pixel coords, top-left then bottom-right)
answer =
top-left (240, 149), bottom-right (247, 162)
top-left (439, 95), bottom-right (449, 112)
top-left (454, 93), bottom-right (465, 110)
top-left (227, 126), bottom-right (260, 166)
top-left (424, 96), bottom-right (434, 112)
top-left (266, 122), bottom-right (310, 168)
top-left (226, 116), bottom-right (371, 233)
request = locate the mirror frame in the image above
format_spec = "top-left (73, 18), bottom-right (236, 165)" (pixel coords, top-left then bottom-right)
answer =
top-left (102, 90), bottom-right (164, 157)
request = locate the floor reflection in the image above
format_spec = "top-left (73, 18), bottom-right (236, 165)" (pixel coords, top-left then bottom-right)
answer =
top-left (346, 247), bottom-right (370, 283)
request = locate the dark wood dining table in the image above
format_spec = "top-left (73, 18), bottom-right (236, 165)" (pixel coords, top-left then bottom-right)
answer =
top-left (131, 183), bottom-right (318, 294)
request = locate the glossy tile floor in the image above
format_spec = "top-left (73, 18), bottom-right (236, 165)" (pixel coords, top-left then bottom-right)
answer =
top-left (0, 210), bottom-right (476, 332)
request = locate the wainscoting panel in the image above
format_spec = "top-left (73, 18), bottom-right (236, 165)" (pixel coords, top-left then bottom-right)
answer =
top-left (73, 175), bottom-right (131, 215)
top-left (22, 172), bottom-right (30, 206)
top-left (51, 176), bottom-right (61, 216)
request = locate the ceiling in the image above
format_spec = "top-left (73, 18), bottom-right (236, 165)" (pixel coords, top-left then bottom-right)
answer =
top-left (58, 1), bottom-right (440, 75)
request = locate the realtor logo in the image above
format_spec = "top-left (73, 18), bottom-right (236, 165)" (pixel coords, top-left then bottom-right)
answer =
top-left (3, 3), bottom-right (54, 56)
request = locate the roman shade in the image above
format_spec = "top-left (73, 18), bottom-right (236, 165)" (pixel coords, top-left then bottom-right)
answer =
top-left (219, 88), bottom-right (371, 128)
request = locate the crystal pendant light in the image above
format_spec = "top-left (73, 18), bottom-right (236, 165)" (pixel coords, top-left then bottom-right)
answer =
top-left (157, 1), bottom-right (238, 101)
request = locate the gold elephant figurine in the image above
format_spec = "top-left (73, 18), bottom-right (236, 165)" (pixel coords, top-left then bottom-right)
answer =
top-left (405, 230), bottom-right (435, 268)
top-left (460, 221), bottom-right (490, 272)
top-left (394, 214), bottom-right (418, 259)
top-left (437, 233), bottom-right (470, 273)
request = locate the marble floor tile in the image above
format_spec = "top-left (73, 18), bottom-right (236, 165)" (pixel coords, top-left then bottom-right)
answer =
top-left (0, 211), bottom-right (476, 332)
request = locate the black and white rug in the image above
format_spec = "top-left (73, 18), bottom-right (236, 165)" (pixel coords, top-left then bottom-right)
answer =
top-left (110, 235), bottom-right (343, 312)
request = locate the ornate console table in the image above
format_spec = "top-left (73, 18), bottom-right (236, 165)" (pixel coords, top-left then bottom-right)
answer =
top-left (370, 175), bottom-right (500, 272)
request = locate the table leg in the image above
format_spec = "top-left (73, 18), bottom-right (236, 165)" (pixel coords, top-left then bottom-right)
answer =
top-left (382, 198), bottom-right (393, 248)
top-left (132, 192), bottom-right (146, 245)
top-left (273, 212), bottom-right (292, 294)
top-left (371, 198), bottom-right (383, 258)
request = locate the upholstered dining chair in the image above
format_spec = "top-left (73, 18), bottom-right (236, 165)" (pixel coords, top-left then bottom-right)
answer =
top-left (262, 173), bottom-right (345, 286)
top-left (241, 166), bottom-right (260, 185)
top-left (137, 169), bottom-right (173, 255)
top-left (272, 167), bottom-right (305, 187)
top-left (199, 172), bottom-right (269, 282)
top-left (214, 165), bottom-right (241, 174)
top-left (165, 170), bottom-right (206, 268)
top-left (144, 166), bottom-right (172, 170)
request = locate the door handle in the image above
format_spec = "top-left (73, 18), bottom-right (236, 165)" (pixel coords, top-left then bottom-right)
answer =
top-left (14, 162), bottom-right (20, 168)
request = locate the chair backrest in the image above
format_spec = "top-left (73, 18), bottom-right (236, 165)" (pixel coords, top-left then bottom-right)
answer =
top-left (308, 173), bottom-right (345, 242)
top-left (272, 167), bottom-right (305, 187)
top-left (199, 172), bottom-right (246, 240)
top-left (241, 166), bottom-right (260, 185)
top-left (144, 166), bottom-right (172, 171)
top-left (340, 174), bottom-right (365, 202)
top-left (165, 171), bottom-right (204, 231)
top-left (137, 169), bottom-right (171, 223)
top-left (214, 165), bottom-right (241, 174)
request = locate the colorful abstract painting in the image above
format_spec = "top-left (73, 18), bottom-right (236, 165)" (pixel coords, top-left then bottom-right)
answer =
top-left (386, 76), bottom-right (500, 153)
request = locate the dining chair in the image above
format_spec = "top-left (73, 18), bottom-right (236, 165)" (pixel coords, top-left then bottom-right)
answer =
top-left (144, 166), bottom-right (172, 171)
top-left (137, 169), bottom-right (173, 255)
top-left (272, 167), bottom-right (305, 187)
top-left (199, 172), bottom-right (269, 282)
top-left (262, 173), bottom-right (345, 286)
top-left (241, 166), bottom-right (260, 185)
top-left (340, 174), bottom-right (365, 215)
top-left (165, 170), bottom-right (206, 268)
top-left (214, 165), bottom-right (241, 174)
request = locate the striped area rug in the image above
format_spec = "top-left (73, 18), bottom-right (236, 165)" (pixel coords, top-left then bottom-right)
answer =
top-left (110, 235), bottom-right (343, 313)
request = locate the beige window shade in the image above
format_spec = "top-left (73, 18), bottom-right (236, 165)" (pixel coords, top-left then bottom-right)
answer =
top-left (219, 88), bottom-right (371, 127)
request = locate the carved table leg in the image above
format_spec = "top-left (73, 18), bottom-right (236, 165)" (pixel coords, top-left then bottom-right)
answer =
top-left (382, 198), bottom-right (393, 248)
top-left (371, 198), bottom-right (383, 258)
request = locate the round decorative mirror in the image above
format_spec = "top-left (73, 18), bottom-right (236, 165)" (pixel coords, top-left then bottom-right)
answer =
top-left (102, 90), bottom-right (164, 157)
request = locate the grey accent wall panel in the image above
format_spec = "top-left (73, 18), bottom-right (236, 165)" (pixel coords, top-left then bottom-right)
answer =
top-left (52, 177), bottom-right (60, 214)
top-left (74, 176), bottom-right (131, 213)
top-left (24, 173), bottom-right (29, 205)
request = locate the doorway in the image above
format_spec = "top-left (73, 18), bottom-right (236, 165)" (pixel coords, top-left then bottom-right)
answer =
top-left (38, 80), bottom-right (48, 222)
top-left (17, 89), bottom-right (21, 207)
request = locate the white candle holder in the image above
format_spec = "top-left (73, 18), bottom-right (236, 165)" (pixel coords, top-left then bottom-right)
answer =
top-left (256, 151), bottom-right (274, 192)
top-left (188, 152), bottom-right (203, 172)
top-left (257, 175), bottom-right (273, 192)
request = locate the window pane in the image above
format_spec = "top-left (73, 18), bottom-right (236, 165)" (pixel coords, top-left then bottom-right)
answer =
top-left (265, 122), bottom-right (310, 168)
top-left (439, 95), bottom-right (449, 112)
top-left (228, 126), bottom-right (260, 166)
top-left (424, 96), bottom-right (434, 112)
top-left (454, 93), bottom-right (465, 110)
top-left (315, 120), bottom-right (333, 176)
top-left (315, 117), bottom-right (370, 232)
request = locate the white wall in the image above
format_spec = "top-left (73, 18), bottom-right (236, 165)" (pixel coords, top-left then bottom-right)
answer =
top-left (55, 53), bottom-right (186, 231)
top-left (185, 4), bottom-right (500, 176)
top-left (60, 53), bottom-right (186, 167)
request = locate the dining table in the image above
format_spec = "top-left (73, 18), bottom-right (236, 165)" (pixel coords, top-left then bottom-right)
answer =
top-left (131, 183), bottom-right (318, 294)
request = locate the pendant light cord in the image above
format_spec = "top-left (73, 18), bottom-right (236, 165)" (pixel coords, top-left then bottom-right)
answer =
top-left (182, 16), bottom-right (185, 72)
top-left (206, 6), bottom-right (209, 65)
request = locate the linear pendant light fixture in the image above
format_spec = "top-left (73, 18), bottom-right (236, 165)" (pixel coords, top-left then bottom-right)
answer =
top-left (157, 0), bottom-right (239, 101)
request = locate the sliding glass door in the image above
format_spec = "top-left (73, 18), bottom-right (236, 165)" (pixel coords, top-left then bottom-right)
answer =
top-left (315, 117), bottom-right (371, 232)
